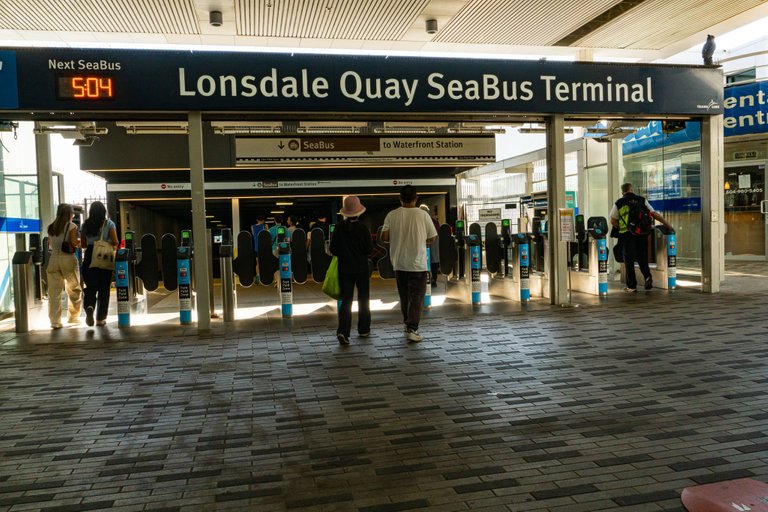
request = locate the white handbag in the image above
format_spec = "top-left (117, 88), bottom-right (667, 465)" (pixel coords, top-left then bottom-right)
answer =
top-left (91, 221), bottom-right (115, 270)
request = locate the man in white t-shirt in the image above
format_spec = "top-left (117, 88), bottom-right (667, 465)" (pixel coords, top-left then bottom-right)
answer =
top-left (382, 185), bottom-right (438, 342)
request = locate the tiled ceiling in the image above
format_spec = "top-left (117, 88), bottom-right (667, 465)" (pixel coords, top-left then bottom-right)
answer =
top-left (0, 0), bottom-right (200, 34)
top-left (433, 0), bottom-right (623, 46)
top-left (0, 0), bottom-right (765, 59)
top-left (576, 0), bottom-right (767, 49)
top-left (236, 0), bottom-right (430, 40)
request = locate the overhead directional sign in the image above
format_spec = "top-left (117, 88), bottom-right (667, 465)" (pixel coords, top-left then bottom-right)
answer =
top-left (235, 136), bottom-right (495, 166)
top-left (107, 178), bottom-right (455, 192)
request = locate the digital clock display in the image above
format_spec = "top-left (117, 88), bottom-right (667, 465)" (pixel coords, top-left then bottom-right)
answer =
top-left (57, 76), bottom-right (114, 100)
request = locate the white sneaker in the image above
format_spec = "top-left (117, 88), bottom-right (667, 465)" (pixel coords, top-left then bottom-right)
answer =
top-left (406, 329), bottom-right (423, 342)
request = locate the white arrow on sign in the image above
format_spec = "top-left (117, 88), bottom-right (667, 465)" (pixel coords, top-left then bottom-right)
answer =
top-left (731, 503), bottom-right (751, 511)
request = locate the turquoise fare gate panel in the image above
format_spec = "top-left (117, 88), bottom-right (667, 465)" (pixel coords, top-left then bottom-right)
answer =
top-left (115, 249), bottom-right (130, 327)
top-left (519, 239), bottom-right (530, 301)
top-left (470, 242), bottom-right (481, 304)
top-left (177, 247), bottom-right (192, 325)
top-left (667, 233), bottom-right (677, 289)
top-left (597, 238), bottom-right (608, 296)
top-left (279, 242), bottom-right (292, 318)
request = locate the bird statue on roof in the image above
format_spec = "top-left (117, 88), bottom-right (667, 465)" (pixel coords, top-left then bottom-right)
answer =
top-left (702, 34), bottom-right (716, 65)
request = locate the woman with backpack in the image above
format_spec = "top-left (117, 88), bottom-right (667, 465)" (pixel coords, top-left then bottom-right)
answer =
top-left (46, 203), bottom-right (82, 329)
top-left (80, 201), bottom-right (119, 326)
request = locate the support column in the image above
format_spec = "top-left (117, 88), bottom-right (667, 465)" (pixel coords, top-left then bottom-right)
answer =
top-left (606, 139), bottom-right (623, 273)
top-left (546, 115), bottom-right (568, 305)
top-left (188, 112), bottom-right (211, 329)
top-left (35, 124), bottom-right (55, 232)
top-left (701, 115), bottom-right (724, 293)
top-left (231, 198), bottom-right (240, 251)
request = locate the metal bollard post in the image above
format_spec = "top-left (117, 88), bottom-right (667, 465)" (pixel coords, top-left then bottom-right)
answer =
top-left (220, 245), bottom-right (235, 322)
top-left (12, 251), bottom-right (33, 333)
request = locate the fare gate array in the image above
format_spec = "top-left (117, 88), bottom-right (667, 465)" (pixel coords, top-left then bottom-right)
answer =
top-left (9, 214), bottom-right (680, 331)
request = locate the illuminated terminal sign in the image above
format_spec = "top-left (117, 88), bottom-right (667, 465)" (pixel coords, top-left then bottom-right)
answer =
top-left (0, 47), bottom-right (724, 115)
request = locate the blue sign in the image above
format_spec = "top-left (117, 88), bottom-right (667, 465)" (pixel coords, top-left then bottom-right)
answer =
top-left (622, 120), bottom-right (701, 156)
top-left (0, 50), bottom-right (18, 109)
top-left (7, 47), bottom-right (723, 115)
top-left (0, 217), bottom-right (40, 233)
top-left (723, 82), bottom-right (768, 137)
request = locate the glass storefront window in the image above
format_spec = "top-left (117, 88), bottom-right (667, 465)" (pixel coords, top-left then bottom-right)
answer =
top-left (586, 164), bottom-right (608, 220)
top-left (622, 121), bottom-right (702, 265)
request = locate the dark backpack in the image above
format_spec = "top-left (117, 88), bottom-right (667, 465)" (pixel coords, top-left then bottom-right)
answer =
top-left (623, 195), bottom-right (654, 236)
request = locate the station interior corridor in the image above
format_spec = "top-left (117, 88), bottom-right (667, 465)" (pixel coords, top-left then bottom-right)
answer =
top-left (0, 263), bottom-right (765, 512)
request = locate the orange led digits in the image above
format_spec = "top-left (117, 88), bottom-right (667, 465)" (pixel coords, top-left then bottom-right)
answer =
top-left (57, 76), bottom-right (114, 100)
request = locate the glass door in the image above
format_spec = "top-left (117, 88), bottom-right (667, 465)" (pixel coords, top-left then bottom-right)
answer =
top-left (724, 163), bottom-right (766, 259)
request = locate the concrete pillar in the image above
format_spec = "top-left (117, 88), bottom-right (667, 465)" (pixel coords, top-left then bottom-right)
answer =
top-left (35, 123), bottom-right (55, 232)
top-left (546, 114), bottom-right (568, 305)
top-left (701, 115), bottom-right (724, 293)
top-left (188, 112), bottom-right (211, 329)
top-left (606, 139), bottom-right (623, 273)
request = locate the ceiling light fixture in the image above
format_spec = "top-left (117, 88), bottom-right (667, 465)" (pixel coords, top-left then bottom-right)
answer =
top-left (426, 19), bottom-right (438, 35)
top-left (210, 10), bottom-right (223, 27)
top-left (116, 121), bottom-right (188, 135)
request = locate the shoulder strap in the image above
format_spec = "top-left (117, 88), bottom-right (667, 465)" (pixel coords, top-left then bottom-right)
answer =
top-left (100, 220), bottom-right (109, 240)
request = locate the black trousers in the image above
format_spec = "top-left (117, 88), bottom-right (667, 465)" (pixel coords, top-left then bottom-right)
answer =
top-left (395, 270), bottom-right (427, 331)
top-left (337, 272), bottom-right (371, 338)
top-left (621, 233), bottom-right (651, 289)
top-left (83, 262), bottom-right (113, 321)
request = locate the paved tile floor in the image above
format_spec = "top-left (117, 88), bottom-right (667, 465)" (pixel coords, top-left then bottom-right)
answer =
top-left (0, 268), bottom-right (767, 511)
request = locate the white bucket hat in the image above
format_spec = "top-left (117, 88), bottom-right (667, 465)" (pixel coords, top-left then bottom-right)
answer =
top-left (339, 195), bottom-right (366, 218)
